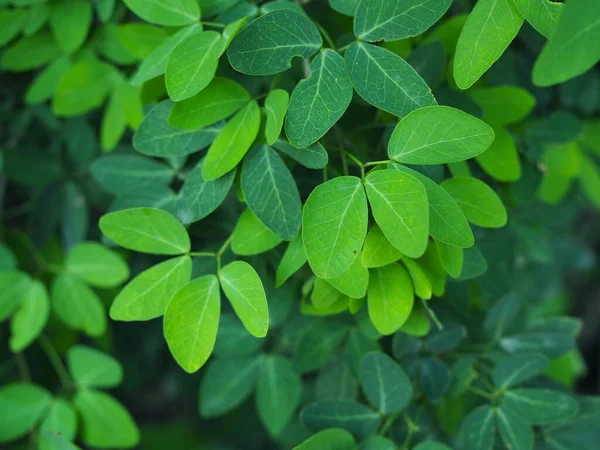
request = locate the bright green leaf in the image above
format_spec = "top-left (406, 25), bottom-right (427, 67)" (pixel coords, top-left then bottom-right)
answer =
top-left (0, 271), bottom-right (32, 322)
top-left (10, 281), bottom-right (49, 352)
top-left (67, 345), bottom-right (123, 389)
top-left (0, 383), bottom-right (51, 443)
top-left (65, 242), bottom-right (128, 288)
top-left (513, 0), bottom-right (562, 39)
top-left (276, 234), bottom-right (307, 287)
top-left (361, 225), bottom-right (403, 268)
top-left (272, 139), bottom-right (329, 169)
top-left (123, 0), bottom-right (200, 26)
top-left (265, 89), bottom-right (290, 145)
top-left (327, 257), bottom-right (369, 299)
top-left (49, 0), bottom-right (92, 54)
top-left (368, 263), bottom-right (414, 335)
top-left (231, 209), bottom-right (284, 256)
top-left (294, 428), bottom-right (356, 450)
top-left (1, 32), bottom-right (60, 72)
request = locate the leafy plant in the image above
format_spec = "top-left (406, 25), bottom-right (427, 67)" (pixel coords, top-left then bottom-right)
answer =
top-left (1, 0), bottom-right (600, 449)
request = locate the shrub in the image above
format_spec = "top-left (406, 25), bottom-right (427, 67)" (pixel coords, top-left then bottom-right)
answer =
top-left (1, 0), bottom-right (600, 449)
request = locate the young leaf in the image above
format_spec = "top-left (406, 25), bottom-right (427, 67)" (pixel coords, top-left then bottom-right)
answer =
top-left (368, 264), bottom-right (414, 335)
top-left (361, 225), bottom-right (403, 268)
top-left (402, 258), bottom-right (432, 300)
top-left (400, 302), bottom-right (431, 337)
top-left (302, 176), bottom-right (368, 279)
top-left (359, 352), bottom-right (412, 413)
top-left (391, 164), bottom-right (474, 248)
top-left (110, 256), bottom-right (191, 321)
top-left (40, 398), bottom-right (77, 441)
top-left (294, 428), bottom-right (355, 450)
top-left (493, 353), bottom-right (549, 389)
top-left (513, 0), bottom-right (562, 39)
top-left (52, 274), bottom-right (106, 337)
top-left (241, 144), bottom-right (302, 240)
top-left (345, 42), bottom-right (436, 117)
top-left (10, 281), bottom-right (49, 352)
top-left (276, 234), bottom-right (308, 287)
top-left (0, 383), bottom-right (51, 443)
top-left (365, 169), bottom-right (429, 258)
top-left (74, 390), bottom-right (140, 448)
top-left (495, 405), bottom-right (534, 450)
top-left (100, 208), bottom-right (190, 255)
top-left (475, 126), bottom-right (521, 182)
top-left (441, 177), bottom-right (507, 228)
top-left (219, 261), bottom-right (269, 338)
top-left (134, 101), bottom-right (222, 157)
top-left (434, 239), bottom-right (464, 278)
top-left (311, 278), bottom-right (344, 310)
top-left (202, 101), bottom-right (261, 180)
top-left (65, 242), bottom-right (129, 288)
top-left (123, 0), bottom-right (200, 26)
top-left (327, 257), bottom-right (369, 299)
top-left (533, 0), bottom-right (600, 86)
top-left (227, 10), bottom-right (322, 75)
top-left (502, 389), bottom-right (579, 425)
top-left (67, 345), bottom-right (123, 389)
top-left (354, 0), bottom-right (452, 42)
top-left (164, 275), bottom-right (221, 373)
top-left (231, 209), bottom-right (284, 256)
top-left (265, 89), bottom-right (290, 145)
top-left (169, 79), bottom-right (250, 132)
top-left (177, 158), bottom-right (236, 224)
top-left (285, 49), bottom-right (353, 148)
top-left (387, 106), bottom-right (495, 165)
top-left (132, 24), bottom-right (202, 85)
top-left (166, 31), bottom-right (223, 101)
top-left (461, 405), bottom-right (496, 450)
top-left (49, 0), bottom-right (92, 54)
top-left (272, 139), bottom-right (329, 169)
top-left (199, 356), bottom-right (261, 417)
top-left (256, 355), bottom-right (302, 435)
top-left (301, 400), bottom-right (381, 439)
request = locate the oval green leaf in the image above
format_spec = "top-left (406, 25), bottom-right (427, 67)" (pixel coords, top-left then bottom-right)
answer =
top-left (368, 263), bottom-right (414, 335)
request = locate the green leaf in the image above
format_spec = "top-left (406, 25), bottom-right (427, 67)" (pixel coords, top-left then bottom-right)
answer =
top-left (166, 31), bottom-right (223, 101)
top-left (202, 101), bottom-right (261, 180)
top-left (391, 164), bottom-right (473, 248)
top-left (533, 0), bottom-right (600, 86)
top-left (475, 126), bottom-right (521, 182)
top-left (74, 390), bottom-right (139, 448)
top-left (441, 177), bottom-right (507, 228)
top-left (345, 42), bottom-right (436, 117)
top-left (52, 56), bottom-right (116, 117)
top-left (0, 271), bottom-right (32, 322)
top-left (294, 428), bottom-right (356, 450)
top-left (256, 355), bottom-right (302, 435)
top-left (276, 234), bottom-right (307, 287)
top-left (220, 16), bottom-right (249, 54)
top-left (123, 0), bottom-right (200, 26)
top-left (354, 0), bottom-right (452, 42)
top-left (285, 49), bottom-right (353, 148)
top-left (199, 0), bottom-right (239, 17)
top-left (227, 10), bottom-right (322, 75)
top-left (0, 244), bottom-right (17, 271)
top-left (388, 106), bottom-right (495, 165)
top-left (40, 399), bottom-right (77, 441)
top-left (503, 388), bottom-right (579, 425)
top-left (400, 303), bottom-right (431, 337)
top-left (1, 32), bottom-right (60, 72)
top-left (22, 5), bottom-right (50, 37)
top-left (49, 0), bottom-right (92, 54)
top-left (111, 256), bottom-right (192, 321)
top-left (10, 281), bottom-right (49, 352)
top-left (117, 23), bottom-right (169, 59)
top-left (65, 242), bottom-right (128, 288)
top-left (493, 353), bottom-right (549, 389)
top-left (312, 278), bottom-right (344, 310)
top-left (424, 324), bottom-right (466, 352)
top-left (241, 144), bottom-right (302, 240)
top-left (513, 0), bottom-right (562, 39)
top-left (301, 400), bottom-right (381, 439)
top-left (495, 405), bottom-right (534, 450)
top-left (132, 24), bottom-right (202, 85)
top-left (199, 356), bottom-right (261, 417)
top-left (67, 345), bottom-right (123, 389)
top-left (359, 436), bottom-right (395, 450)
top-left (461, 405), bottom-right (496, 450)
top-left (470, 86), bottom-right (535, 126)
top-left (368, 264), bottom-right (414, 335)
top-left (454, 0), bottom-right (524, 89)
top-left (273, 139), bottom-right (329, 169)
top-left (25, 56), bottom-right (71, 105)
top-left (169, 77), bottom-right (250, 131)
top-left (133, 101), bottom-right (222, 157)
top-left (0, 9), bottom-right (27, 46)
top-left (100, 207), bottom-right (190, 255)
top-left (434, 239), bottom-right (464, 278)
top-left (52, 274), bottom-right (106, 337)
top-left (91, 155), bottom-right (174, 195)
top-left (0, 383), bottom-right (51, 443)
top-left (361, 225), bottom-right (403, 268)
top-left (413, 443), bottom-right (452, 450)
top-left (293, 320), bottom-right (349, 373)
top-left (38, 429), bottom-right (79, 450)
top-left (303, 176), bottom-right (368, 279)
top-left (219, 261), bottom-right (269, 338)
top-left (316, 358), bottom-right (359, 401)
top-left (402, 258), bottom-right (432, 299)
top-left (327, 257), bottom-right (369, 299)
top-left (359, 352), bottom-right (412, 413)
top-left (164, 275), bottom-right (221, 373)
top-left (265, 89), bottom-right (290, 145)
top-left (365, 169), bottom-right (429, 258)
top-left (457, 245), bottom-right (487, 280)
top-left (213, 313), bottom-right (265, 357)
top-left (231, 209), bottom-right (284, 256)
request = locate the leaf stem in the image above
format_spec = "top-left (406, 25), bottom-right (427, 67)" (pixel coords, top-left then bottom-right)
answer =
top-left (314, 21), bottom-right (336, 50)
top-left (363, 159), bottom-right (391, 167)
top-left (39, 335), bottom-right (72, 389)
top-left (338, 42), bottom-right (354, 53)
top-left (202, 21), bottom-right (225, 28)
top-left (469, 386), bottom-right (495, 400)
top-left (379, 412), bottom-right (400, 435)
top-left (15, 353), bottom-right (31, 382)
top-left (216, 235), bottom-right (233, 271)
top-left (420, 298), bottom-right (444, 330)
top-left (189, 252), bottom-right (216, 257)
